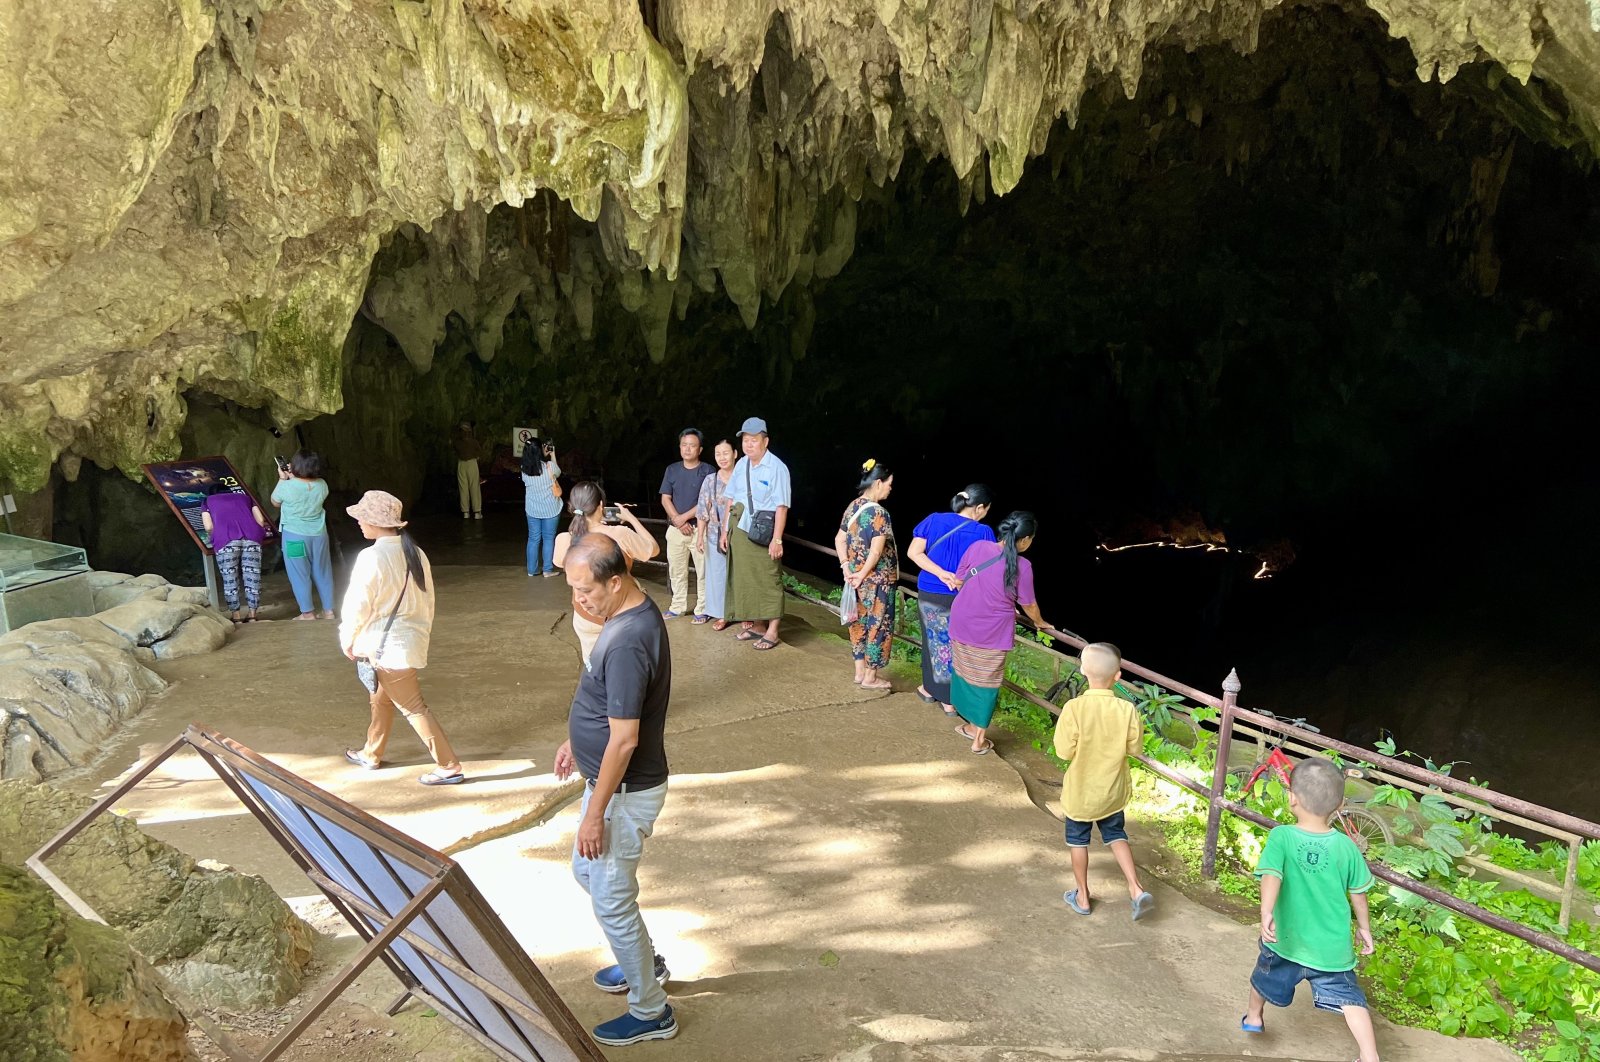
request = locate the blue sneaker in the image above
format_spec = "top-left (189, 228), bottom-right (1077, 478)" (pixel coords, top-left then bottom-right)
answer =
top-left (592, 1004), bottom-right (677, 1046)
top-left (593, 954), bottom-right (669, 994)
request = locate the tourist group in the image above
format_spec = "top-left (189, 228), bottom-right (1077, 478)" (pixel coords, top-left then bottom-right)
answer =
top-left (201, 417), bottom-right (1380, 1060)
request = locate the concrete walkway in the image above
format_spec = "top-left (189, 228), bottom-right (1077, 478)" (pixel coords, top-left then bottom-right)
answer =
top-left (60, 530), bottom-right (1516, 1062)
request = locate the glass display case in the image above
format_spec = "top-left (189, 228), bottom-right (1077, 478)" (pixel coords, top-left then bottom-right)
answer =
top-left (0, 533), bottom-right (94, 634)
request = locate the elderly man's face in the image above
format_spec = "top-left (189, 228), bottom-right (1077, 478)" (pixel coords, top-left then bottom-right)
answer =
top-left (741, 432), bottom-right (768, 458)
top-left (566, 559), bottom-right (626, 619)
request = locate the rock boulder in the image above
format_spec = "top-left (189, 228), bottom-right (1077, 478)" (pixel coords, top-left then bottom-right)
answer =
top-left (0, 861), bottom-right (195, 1062)
top-left (0, 781), bottom-right (318, 1010)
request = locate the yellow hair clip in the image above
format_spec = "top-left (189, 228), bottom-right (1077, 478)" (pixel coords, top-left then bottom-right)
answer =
top-left (863, 458), bottom-right (876, 471)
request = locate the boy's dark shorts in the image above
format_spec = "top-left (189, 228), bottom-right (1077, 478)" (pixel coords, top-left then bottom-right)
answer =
top-left (1250, 940), bottom-right (1367, 1012)
top-left (1063, 810), bottom-right (1128, 848)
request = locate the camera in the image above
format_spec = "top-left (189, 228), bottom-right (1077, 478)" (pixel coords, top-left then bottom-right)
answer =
top-left (603, 505), bottom-right (622, 524)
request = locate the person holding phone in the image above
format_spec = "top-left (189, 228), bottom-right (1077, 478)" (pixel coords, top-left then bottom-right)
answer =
top-left (521, 439), bottom-right (563, 577)
top-left (271, 450), bottom-right (336, 620)
top-left (553, 481), bottom-right (660, 665)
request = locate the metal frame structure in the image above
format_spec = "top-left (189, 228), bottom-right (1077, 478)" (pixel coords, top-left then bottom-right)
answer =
top-left (27, 725), bottom-right (607, 1062)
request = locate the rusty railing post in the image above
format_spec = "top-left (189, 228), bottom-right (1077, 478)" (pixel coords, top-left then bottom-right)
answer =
top-left (1202, 668), bottom-right (1242, 880)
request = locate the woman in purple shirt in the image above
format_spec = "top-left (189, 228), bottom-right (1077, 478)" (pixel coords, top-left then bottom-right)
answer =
top-left (201, 484), bottom-right (269, 623)
top-left (947, 511), bottom-right (1053, 754)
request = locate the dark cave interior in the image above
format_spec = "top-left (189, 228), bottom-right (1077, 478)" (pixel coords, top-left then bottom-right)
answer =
top-left (53, 4), bottom-right (1600, 814)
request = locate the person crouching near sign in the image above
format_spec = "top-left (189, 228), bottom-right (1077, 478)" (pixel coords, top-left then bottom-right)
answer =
top-left (553, 535), bottom-right (677, 1046)
top-left (338, 491), bottom-right (466, 786)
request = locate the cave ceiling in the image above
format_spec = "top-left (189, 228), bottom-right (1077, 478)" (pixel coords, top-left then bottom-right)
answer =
top-left (2, 0), bottom-right (1599, 491)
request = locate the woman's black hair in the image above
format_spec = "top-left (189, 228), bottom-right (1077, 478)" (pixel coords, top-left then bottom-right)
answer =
top-left (520, 444), bottom-right (545, 477)
top-left (856, 459), bottom-right (892, 493)
top-left (567, 481), bottom-right (605, 541)
top-left (205, 481), bottom-right (233, 497)
top-left (996, 510), bottom-right (1037, 593)
top-left (290, 450), bottom-right (323, 479)
top-left (951, 483), bottom-right (992, 513)
top-left (398, 530), bottom-right (428, 592)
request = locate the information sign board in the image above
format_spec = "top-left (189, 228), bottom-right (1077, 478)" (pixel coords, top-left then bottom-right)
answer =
top-left (142, 456), bottom-right (274, 555)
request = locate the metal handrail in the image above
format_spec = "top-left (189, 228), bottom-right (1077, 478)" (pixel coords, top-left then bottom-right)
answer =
top-left (751, 524), bottom-right (1600, 974)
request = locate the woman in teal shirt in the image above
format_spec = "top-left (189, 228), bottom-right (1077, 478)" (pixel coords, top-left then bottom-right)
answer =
top-left (271, 450), bottom-right (336, 620)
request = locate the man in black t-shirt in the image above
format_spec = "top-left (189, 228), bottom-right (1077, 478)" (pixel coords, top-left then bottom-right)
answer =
top-left (658, 428), bottom-right (715, 620)
top-left (554, 536), bottom-right (677, 1046)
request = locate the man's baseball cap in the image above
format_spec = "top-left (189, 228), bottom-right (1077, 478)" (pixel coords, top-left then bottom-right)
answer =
top-left (738, 417), bottom-right (769, 436)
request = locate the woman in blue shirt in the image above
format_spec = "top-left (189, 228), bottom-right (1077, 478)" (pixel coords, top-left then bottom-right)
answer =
top-left (271, 450), bottom-right (336, 620)
top-left (521, 441), bottom-right (563, 576)
top-left (904, 484), bottom-right (994, 713)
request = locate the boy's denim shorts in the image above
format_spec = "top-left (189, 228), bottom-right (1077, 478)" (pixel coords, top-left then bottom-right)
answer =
top-left (1063, 810), bottom-right (1129, 848)
top-left (1250, 940), bottom-right (1367, 1012)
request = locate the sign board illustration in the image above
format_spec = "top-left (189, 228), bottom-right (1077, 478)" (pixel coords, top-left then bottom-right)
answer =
top-left (142, 456), bottom-right (275, 555)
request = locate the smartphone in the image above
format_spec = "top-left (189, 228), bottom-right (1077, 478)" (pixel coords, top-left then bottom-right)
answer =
top-left (273, 454), bottom-right (289, 471)
top-left (603, 505), bottom-right (622, 523)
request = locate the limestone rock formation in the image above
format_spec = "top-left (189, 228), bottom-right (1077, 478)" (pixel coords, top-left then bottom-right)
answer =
top-left (0, 781), bottom-right (318, 1009)
top-left (0, 861), bottom-right (195, 1062)
top-left (0, 573), bottom-right (231, 781)
top-left (3, 0), bottom-right (1599, 496)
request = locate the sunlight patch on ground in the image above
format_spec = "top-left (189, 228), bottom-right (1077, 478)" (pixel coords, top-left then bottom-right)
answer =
top-left (857, 1014), bottom-right (973, 1043)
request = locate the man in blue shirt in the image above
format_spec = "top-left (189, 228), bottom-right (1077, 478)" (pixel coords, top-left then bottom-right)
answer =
top-left (719, 417), bottom-right (792, 650)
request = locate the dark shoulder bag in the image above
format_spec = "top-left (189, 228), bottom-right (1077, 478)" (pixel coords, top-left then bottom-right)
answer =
top-left (744, 461), bottom-right (777, 548)
top-left (355, 574), bottom-right (409, 693)
top-left (959, 550), bottom-right (1006, 585)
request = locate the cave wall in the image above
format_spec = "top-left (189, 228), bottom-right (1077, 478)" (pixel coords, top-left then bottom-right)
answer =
top-left (4, 0), bottom-right (1600, 506)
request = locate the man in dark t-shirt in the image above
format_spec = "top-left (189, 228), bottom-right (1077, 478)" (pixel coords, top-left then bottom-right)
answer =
top-left (658, 428), bottom-right (715, 620)
top-left (554, 535), bottom-right (678, 1046)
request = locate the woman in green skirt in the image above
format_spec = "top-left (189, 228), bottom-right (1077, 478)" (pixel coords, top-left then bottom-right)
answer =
top-left (947, 512), bottom-right (1053, 754)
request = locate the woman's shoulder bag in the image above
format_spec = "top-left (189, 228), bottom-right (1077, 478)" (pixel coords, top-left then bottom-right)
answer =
top-left (355, 573), bottom-right (409, 693)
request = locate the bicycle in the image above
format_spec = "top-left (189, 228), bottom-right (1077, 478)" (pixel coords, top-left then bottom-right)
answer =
top-left (1228, 710), bottom-right (1394, 854)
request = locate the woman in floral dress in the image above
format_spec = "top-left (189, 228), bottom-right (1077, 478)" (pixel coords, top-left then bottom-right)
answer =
top-left (834, 459), bottom-right (898, 690)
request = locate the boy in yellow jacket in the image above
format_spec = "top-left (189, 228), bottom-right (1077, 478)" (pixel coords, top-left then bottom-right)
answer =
top-left (1054, 642), bottom-right (1155, 920)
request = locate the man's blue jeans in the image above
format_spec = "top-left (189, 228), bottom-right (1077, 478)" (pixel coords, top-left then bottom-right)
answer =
top-left (573, 782), bottom-right (669, 1019)
top-left (526, 514), bottom-right (559, 574)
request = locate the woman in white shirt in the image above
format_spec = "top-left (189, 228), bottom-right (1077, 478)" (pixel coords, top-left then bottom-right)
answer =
top-left (338, 491), bottom-right (465, 786)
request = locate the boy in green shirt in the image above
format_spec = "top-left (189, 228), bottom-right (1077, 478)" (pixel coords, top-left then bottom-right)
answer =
top-left (1053, 642), bottom-right (1155, 921)
top-left (1243, 756), bottom-right (1379, 1062)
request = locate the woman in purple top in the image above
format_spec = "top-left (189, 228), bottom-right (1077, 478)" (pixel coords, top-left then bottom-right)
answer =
top-left (201, 484), bottom-right (269, 623)
top-left (947, 511), bottom-right (1053, 754)
top-left (905, 483), bottom-right (994, 714)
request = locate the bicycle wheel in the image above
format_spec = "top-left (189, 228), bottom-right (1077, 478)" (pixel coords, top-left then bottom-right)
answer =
top-left (1335, 807), bottom-right (1393, 853)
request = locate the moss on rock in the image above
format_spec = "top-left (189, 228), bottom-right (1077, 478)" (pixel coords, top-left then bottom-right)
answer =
top-left (0, 862), bottom-right (193, 1062)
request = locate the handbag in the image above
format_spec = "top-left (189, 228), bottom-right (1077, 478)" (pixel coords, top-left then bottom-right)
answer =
top-left (744, 461), bottom-right (777, 548)
top-left (355, 573), bottom-right (409, 693)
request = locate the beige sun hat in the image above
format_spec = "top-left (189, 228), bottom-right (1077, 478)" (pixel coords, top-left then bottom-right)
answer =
top-left (346, 490), bottom-right (407, 528)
